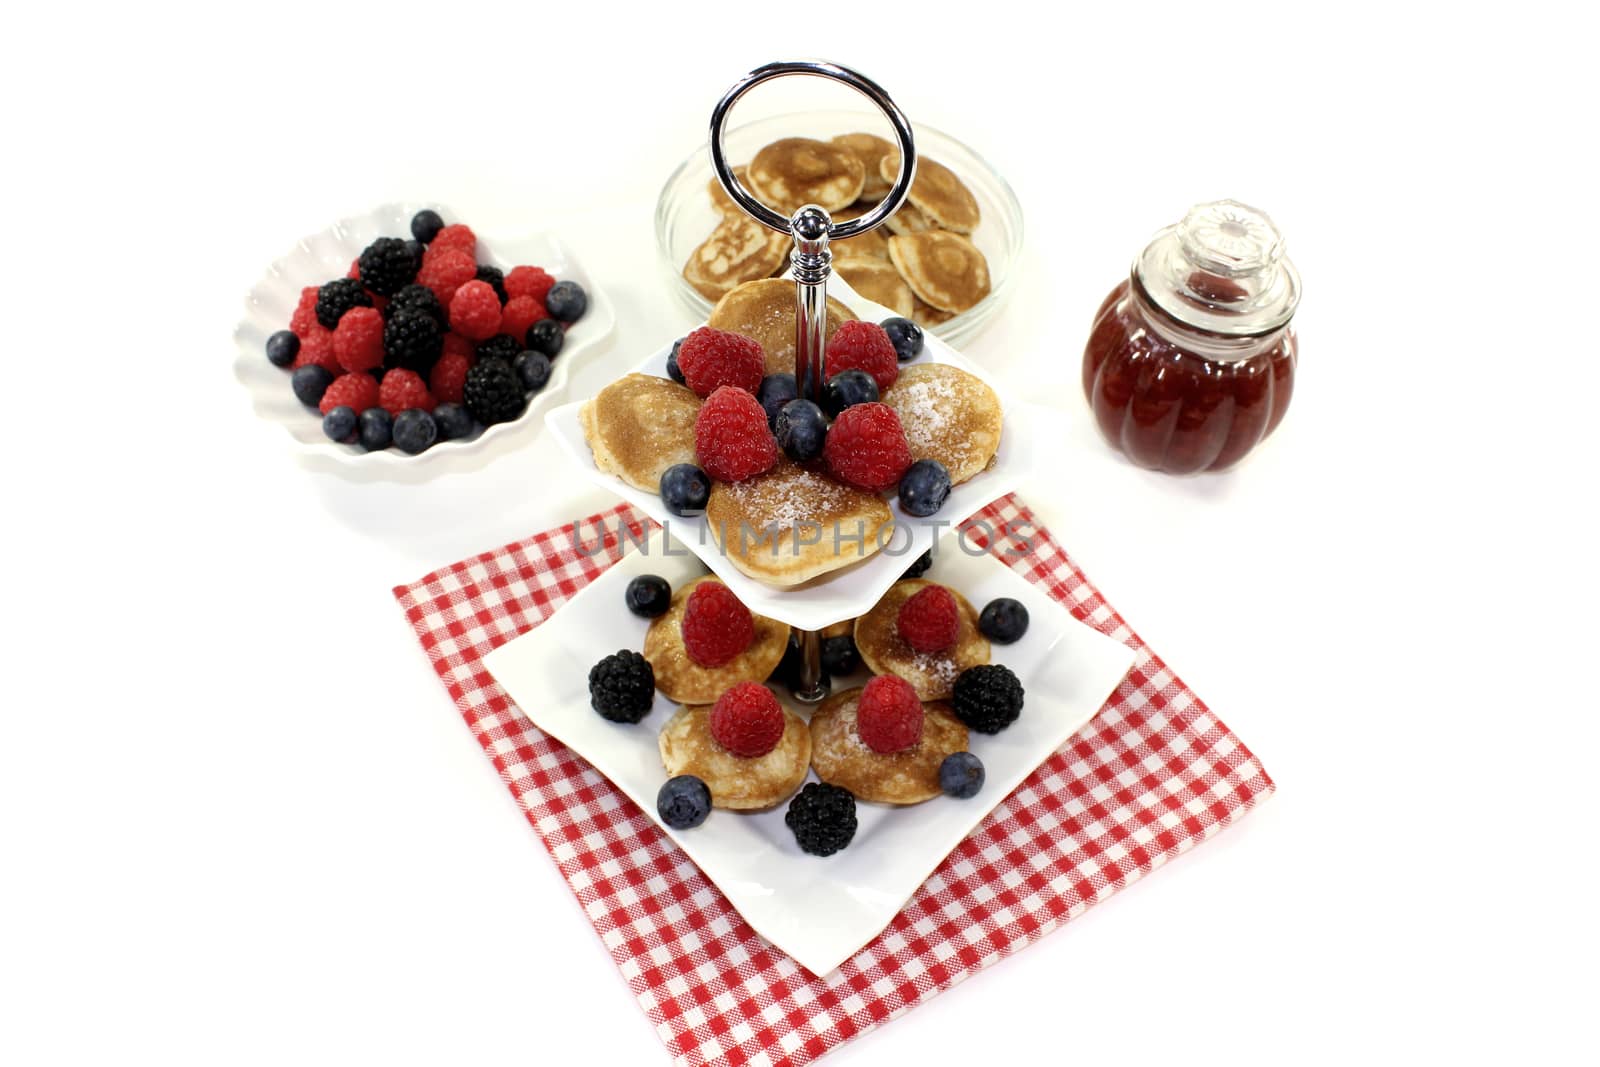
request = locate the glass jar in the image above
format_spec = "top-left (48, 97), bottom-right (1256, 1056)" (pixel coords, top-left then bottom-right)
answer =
top-left (1082, 200), bottom-right (1301, 474)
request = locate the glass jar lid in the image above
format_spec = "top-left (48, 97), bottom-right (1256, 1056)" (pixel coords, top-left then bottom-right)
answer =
top-left (1135, 199), bottom-right (1300, 337)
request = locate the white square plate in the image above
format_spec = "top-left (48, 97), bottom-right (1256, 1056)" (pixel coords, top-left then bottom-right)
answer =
top-left (482, 527), bottom-right (1135, 976)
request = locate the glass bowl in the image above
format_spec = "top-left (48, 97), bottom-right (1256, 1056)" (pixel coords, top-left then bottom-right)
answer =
top-left (655, 110), bottom-right (1023, 348)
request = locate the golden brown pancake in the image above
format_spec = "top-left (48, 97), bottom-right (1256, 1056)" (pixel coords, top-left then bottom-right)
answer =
top-left (708, 278), bottom-right (857, 377)
top-left (831, 133), bottom-right (895, 204)
top-left (808, 688), bottom-right (969, 805)
top-left (835, 258), bottom-right (914, 319)
top-left (659, 701), bottom-right (811, 810)
top-left (911, 296), bottom-right (955, 329)
top-left (826, 202), bottom-right (891, 262)
top-left (854, 580), bottom-right (990, 700)
top-left (878, 153), bottom-right (981, 234)
top-left (683, 215), bottom-right (791, 301)
top-left (643, 577), bottom-right (792, 705)
top-left (747, 137), bottom-right (865, 213)
top-left (881, 363), bottom-right (1003, 485)
top-left (888, 231), bottom-right (991, 314)
top-left (705, 460), bottom-right (894, 586)
top-left (706, 165), bottom-right (773, 217)
top-left (580, 374), bottom-right (700, 492)
top-left (885, 201), bottom-right (935, 236)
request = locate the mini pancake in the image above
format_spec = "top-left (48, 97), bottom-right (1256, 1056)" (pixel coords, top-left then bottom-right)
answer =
top-left (881, 363), bottom-right (1003, 485)
top-left (659, 702), bottom-right (811, 810)
top-left (643, 576), bottom-right (791, 705)
top-left (911, 296), bottom-right (955, 329)
top-left (708, 278), bottom-right (857, 377)
top-left (831, 132), bottom-right (895, 204)
top-left (683, 215), bottom-right (791, 301)
top-left (885, 201), bottom-right (935, 236)
top-left (808, 687), bottom-right (969, 805)
top-left (747, 137), bottom-right (865, 214)
top-left (854, 580), bottom-right (990, 700)
top-left (707, 165), bottom-right (767, 217)
top-left (705, 460), bottom-right (894, 586)
top-left (826, 202), bottom-right (891, 262)
top-left (580, 374), bottom-right (701, 492)
top-left (888, 231), bottom-right (992, 314)
top-left (835, 258), bottom-right (914, 319)
top-left (878, 152), bottom-right (981, 233)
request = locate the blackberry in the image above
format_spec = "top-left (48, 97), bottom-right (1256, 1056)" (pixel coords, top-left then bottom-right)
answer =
top-left (314, 277), bottom-right (373, 329)
top-left (514, 350), bottom-right (551, 393)
top-left (951, 664), bottom-right (1025, 734)
top-left (785, 782), bottom-right (857, 856)
top-left (462, 357), bottom-right (526, 426)
top-left (588, 650), bottom-right (655, 723)
top-left (657, 775), bottom-right (712, 830)
top-left (820, 634), bottom-right (859, 676)
top-left (383, 308), bottom-right (444, 373)
top-left (475, 264), bottom-right (507, 304)
top-left (476, 333), bottom-right (522, 364)
top-left (410, 208), bottom-right (445, 245)
top-left (358, 236), bottom-right (421, 297)
top-left (525, 318), bottom-right (564, 358)
top-left (545, 280), bottom-right (587, 322)
top-left (265, 330), bottom-right (298, 367)
top-left (902, 550), bottom-right (933, 580)
top-left (388, 283), bottom-right (445, 325)
top-left (322, 405), bottom-right (358, 442)
top-left (433, 402), bottom-right (476, 441)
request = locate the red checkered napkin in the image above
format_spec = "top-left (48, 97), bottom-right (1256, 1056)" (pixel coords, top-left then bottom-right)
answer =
top-left (394, 494), bottom-right (1273, 1067)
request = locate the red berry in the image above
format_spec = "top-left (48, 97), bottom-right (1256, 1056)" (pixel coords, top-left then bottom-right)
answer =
top-left (677, 326), bottom-right (765, 398)
top-left (430, 224), bottom-right (476, 258)
top-left (346, 258), bottom-right (361, 280)
top-left (823, 402), bottom-right (912, 492)
top-left (331, 306), bottom-right (385, 373)
top-left (292, 325), bottom-right (341, 374)
top-left (429, 351), bottom-right (471, 405)
top-left (441, 332), bottom-right (476, 365)
top-left (505, 265), bottom-right (556, 304)
top-left (709, 682), bottom-right (785, 758)
top-left (499, 295), bottom-right (548, 344)
top-left (681, 581), bottom-right (755, 668)
top-left (449, 280), bottom-right (502, 341)
top-left (694, 386), bottom-right (779, 483)
top-left (290, 287), bottom-right (320, 338)
top-left (897, 585), bottom-right (960, 653)
top-left (378, 368), bottom-right (435, 416)
top-left (824, 321), bottom-right (899, 393)
top-left (416, 249), bottom-right (477, 306)
top-left (857, 675), bottom-right (924, 754)
top-left (318, 372), bottom-right (379, 416)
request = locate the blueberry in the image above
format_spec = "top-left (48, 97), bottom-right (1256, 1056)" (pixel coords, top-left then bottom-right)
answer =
top-left (898, 459), bottom-right (951, 517)
top-left (881, 317), bottom-right (924, 362)
top-left (410, 209), bottom-right (445, 244)
top-left (625, 575), bottom-right (672, 618)
top-left (290, 365), bottom-right (334, 407)
top-left (322, 405), bottom-right (357, 443)
top-left (939, 752), bottom-right (985, 799)
top-left (659, 463), bottom-right (711, 516)
top-left (903, 549), bottom-right (933, 580)
top-left (978, 598), bottom-right (1030, 644)
top-left (821, 369), bottom-right (878, 417)
top-left (820, 634), bottom-right (859, 676)
top-left (526, 318), bottom-right (564, 358)
top-left (514, 350), bottom-right (552, 392)
top-left (545, 280), bottom-right (587, 323)
top-left (265, 330), bottom-right (299, 368)
top-left (757, 373), bottom-right (799, 429)
top-left (666, 338), bottom-right (686, 384)
top-left (358, 407), bottom-right (392, 450)
top-left (433, 402), bottom-right (476, 441)
top-left (657, 775), bottom-right (712, 830)
top-left (774, 399), bottom-right (828, 461)
top-left (392, 408), bottom-right (438, 454)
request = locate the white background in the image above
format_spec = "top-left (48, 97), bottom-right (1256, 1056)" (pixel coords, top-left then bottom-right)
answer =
top-left (4, 3), bottom-right (1597, 1064)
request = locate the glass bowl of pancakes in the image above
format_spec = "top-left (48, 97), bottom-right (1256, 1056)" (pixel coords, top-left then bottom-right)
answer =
top-left (656, 110), bottom-right (1023, 349)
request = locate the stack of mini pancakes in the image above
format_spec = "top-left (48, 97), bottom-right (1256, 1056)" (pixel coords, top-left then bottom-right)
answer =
top-left (683, 134), bottom-right (992, 329)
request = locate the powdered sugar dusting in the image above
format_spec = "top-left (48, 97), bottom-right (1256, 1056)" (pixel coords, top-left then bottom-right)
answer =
top-left (723, 466), bottom-right (861, 530)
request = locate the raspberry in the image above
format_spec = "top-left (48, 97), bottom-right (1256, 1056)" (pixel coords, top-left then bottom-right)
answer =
top-left (499, 295), bottom-right (549, 344)
top-left (378, 368), bottom-right (435, 416)
top-left (677, 326), bottom-right (764, 398)
top-left (430, 223), bottom-right (476, 258)
top-left (290, 287), bottom-right (320, 337)
top-left (318, 371), bottom-right (379, 416)
top-left (897, 585), bottom-right (960, 653)
top-left (332, 306), bottom-right (385, 372)
top-left (694, 386), bottom-right (779, 483)
top-left (823, 402), bottom-right (912, 492)
top-left (505, 265), bottom-right (556, 304)
top-left (346, 259), bottom-right (360, 279)
top-left (442, 332), bottom-right (476, 365)
top-left (824, 321), bottom-right (899, 393)
top-left (856, 675), bottom-right (924, 754)
top-left (709, 682), bottom-right (785, 758)
top-left (292, 325), bottom-right (340, 374)
top-left (429, 351), bottom-right (471, 405)
top-left (416, 248), bottom-right (477, 306)
top-left (449, 280), bottom-right (502, 341)
top-left (681, 581), bottom-right (754, 668)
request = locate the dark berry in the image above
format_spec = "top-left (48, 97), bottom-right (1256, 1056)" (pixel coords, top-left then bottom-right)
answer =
top-left (625, 575), bottom-right (672, 618)
top-left (898, 459), bottom-right (951, 517)
top-left (383, 308), bottom-right (444, 373)
top-left (265, 330), bottom-right (298, 367)
top-left (978, 598), bottom-right (1030, 644)
top-left (820, 634), bottom-right (859, 676)
top-left (666, 338), bottom-right (686, 384)
top-left (513, 350), bottom-right (552, 393)
top-left (476, 333), bottom-right (522, 364)
top-left (290, 365), bottom-right (334, 407)
top-left (475, 264), bottom-right (507, 304)
top-left (392, 408), bottom-right (438, 454)
top-left (774, 399), bottom-right (827, 461)
top-left (785, 782), bottom-right (857, 856)
top-left (410, 209), bottom-right (445, 245)
top-left (756, 373), bottom-right (798, 429)
top-left (322, 405), bottom-right (357, 442)
top-left (820, 368), bottom-right (878, 417)
top-left (659, 463), bottom-right (711, 516)
top-left (768, 636), bottom-right (804, 690)
top-left (358, 407), bottom-right (392, 450)
top-left (433, 402), bottom-right (476, 441)
top-left (526, 318), bottom-right (564, 358)
top-left (462, 357), bottom-right (526, 426)
top-left (939, 752), bottom-right (985, 799)
top-left (952, 664), bottom-right (1025, 734)
top-left (588, 650), bottom-right (655, 723)
top-left (545, 280), bottom-right (587, 322)
top-left (358, 236), bottom-right (421, 297)
top-left (388, 283), bottom-right (445, 325)
top-left (881, 316), bottom-right (924, 362)
top-left (314, 277), bottom-right (374, 329)
top-left (657, 775), bottom-right (712, 830)
top-left (902, 549), bottom-right (933, 580)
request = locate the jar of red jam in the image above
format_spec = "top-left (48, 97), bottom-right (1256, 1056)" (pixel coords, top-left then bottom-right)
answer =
top-left (1082, 200), bottom-right (1301, 474)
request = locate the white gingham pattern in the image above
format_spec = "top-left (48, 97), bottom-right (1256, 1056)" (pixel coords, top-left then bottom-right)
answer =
top-left (394, 495), bottom-right (1274, 1067)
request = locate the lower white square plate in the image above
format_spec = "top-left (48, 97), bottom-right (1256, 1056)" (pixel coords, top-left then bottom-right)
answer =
top-left (482, 527), bottom-right (1135, 976)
